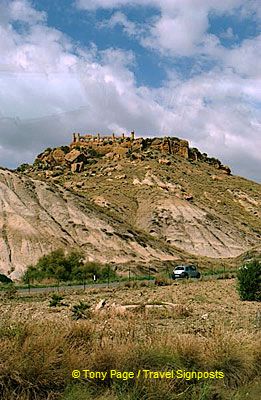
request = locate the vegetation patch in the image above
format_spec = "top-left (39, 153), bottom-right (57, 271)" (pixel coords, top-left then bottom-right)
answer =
top-left (22, 249), bottom-right (117, 286)
top-left (237, 258), bottom-right (261, 301)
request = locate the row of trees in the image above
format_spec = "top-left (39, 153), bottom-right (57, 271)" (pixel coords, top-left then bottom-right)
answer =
top-left (22, 249), bottom-right (117, 284)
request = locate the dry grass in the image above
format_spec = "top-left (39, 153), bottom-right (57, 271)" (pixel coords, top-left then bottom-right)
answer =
top-left (0, 279), bottom-right (260, 399)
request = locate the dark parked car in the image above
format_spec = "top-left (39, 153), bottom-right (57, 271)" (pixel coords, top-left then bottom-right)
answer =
top-left (172, 265), bottom-right (200, 280)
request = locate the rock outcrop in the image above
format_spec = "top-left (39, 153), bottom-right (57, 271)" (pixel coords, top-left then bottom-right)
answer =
top-left (27, 134), bottom-right (231, 176)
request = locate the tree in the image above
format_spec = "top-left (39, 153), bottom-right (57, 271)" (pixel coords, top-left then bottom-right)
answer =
top-left (68, 251), bottom-right (85, 278)
top-left (0, 274), bottom-right (12, 284)
top-left (36, 249), bottom-right (67, 279)
top-left (22, 265), bottom-right (38, 284)
top-left (101, 265), bottom-right (116, 280)
top-left (76, 262), bottom-right (101, 281)
top-left (22, 249), bottom-right (86, 283)
top-left (237, 259), bottom-right (261, 301)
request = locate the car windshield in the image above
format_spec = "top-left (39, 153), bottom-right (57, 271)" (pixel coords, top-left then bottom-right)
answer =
top-left (175, 267), bottom-right (185, 271)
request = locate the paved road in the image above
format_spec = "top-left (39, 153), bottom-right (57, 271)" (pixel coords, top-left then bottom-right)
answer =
top-left (9, 274), bottom-right (224, 295)
top-left (17, 280), bottom-right (134, 294)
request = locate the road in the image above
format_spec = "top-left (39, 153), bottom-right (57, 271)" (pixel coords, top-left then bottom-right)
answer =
top-left (17, 281), bottom-right (131, 294)
top-left (8, 274), bottom-right (224, 295)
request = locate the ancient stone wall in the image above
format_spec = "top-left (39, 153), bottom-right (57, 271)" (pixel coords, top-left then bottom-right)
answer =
top-left (70, 133), bottom-right (192, 160)
top-left (31, 132), bottom-right (229, 175)
top-left (72, 131), bottom-right (135, 144)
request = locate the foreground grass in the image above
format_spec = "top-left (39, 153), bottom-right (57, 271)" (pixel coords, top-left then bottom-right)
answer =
top-left (0, 317), bottom-right (260, 399)
top-left (0, 279), bottom-right (260, 399)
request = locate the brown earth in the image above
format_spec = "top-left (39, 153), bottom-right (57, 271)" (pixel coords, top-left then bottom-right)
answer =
top-left (1, 278), bottom-right (260, 336)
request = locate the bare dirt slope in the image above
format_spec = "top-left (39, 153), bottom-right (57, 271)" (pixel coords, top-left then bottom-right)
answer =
top-left (0, 168), bottom-right (180, 279)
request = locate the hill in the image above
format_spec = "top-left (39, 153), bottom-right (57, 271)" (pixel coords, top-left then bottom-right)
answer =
top-left (1, 132), bottom-right (260, 278)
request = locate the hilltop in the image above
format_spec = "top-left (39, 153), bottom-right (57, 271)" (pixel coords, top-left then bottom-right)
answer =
top-left (23, 131), bottom-right (232, 175)
top-left (0, 132), bottom-right (260, 278)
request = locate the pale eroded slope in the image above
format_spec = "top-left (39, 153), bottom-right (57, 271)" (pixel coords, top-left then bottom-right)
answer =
top-left (0, 169), bottom-right (176, 278)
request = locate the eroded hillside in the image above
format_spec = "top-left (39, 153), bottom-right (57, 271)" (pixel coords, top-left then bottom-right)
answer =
top-left (18, 134), bottom-right (261, 261)
top-left (0, 136), bottom-right (261, 275)
top-left (0, 168), bottom-right (187, 279)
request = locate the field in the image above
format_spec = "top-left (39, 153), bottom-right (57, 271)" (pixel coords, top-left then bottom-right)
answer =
top-left (0, 277), bottom-right (260, 400)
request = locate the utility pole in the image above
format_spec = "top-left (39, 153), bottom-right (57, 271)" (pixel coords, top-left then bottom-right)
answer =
top-left (28, 277), bottom-right (31, 295)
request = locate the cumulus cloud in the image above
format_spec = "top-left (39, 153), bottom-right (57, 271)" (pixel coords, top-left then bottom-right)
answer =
top-left (0, 1), bottom-right (161, 165)
top-left (0, 0), bottom-right (260, 182)
top-left (81, 0), bottom-right (260, 59)
top-left (222, 35), bottom-right (261, 78)
top-left (9, 0), bottom-right (46, 24)
top-left (98, 11), bottom-right (141, 37)
top-left (154, 69), bottom-right (261, 165)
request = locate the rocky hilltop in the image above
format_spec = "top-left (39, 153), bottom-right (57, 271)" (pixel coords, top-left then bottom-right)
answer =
top-left (25, 132), bottom-right (231, 176)
top-left (1, 133), bottom-right (260, 278)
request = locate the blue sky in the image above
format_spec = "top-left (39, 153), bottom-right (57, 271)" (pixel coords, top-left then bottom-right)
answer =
top-left (0, 0), bottom-right (260, 181)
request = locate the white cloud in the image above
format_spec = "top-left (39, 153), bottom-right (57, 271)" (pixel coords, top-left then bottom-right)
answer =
top-left (219, 27), bottom-right (237, 40)
top-left (0, 0), bottom-right (260, 182)
top-left (223, 35), bottom-right (261, 78)
top-left (80, 0), bottom-right (260, 60)
top-left (76, 0), bottom-right (147, 10)
top-left (98, 11), bottom-right (140, 36)
top-left (9, 0), bottom-right (46, 24)
top-left (141, 10), bottom-right (209, 56)
top-left (76, 0), bottom-right (258, 15)
top-left (0, 0), bottom-right (45, 27)
top-left (158, 69), bottom-right (261, 172)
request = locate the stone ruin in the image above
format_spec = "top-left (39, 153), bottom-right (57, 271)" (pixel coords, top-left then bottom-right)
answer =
top-left (71, 131), bottom-right (191, 159)
top-left (30, 131), bottom-right (231, 175)
top-left (72, 131), bottom-right (135, 143)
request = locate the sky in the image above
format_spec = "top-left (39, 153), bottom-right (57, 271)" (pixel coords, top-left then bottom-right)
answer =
top-left (0, 0), bottom-right (260, 182)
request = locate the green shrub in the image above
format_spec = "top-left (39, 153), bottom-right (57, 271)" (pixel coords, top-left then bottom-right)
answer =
top-left (22, 250), bottom-right (117, 285)
top-left (237, 259), bottom-right (261, 301)
top-left (49, 294), bottom-right (64, 307)
top-left (0, 274), bottom-right (12, 284)
top-left (16, 163), bottom-right (31, 172)
top-left (71, 301), bottom-right (91, 320)
top-left (22, 249), bottom-right (85, 283)
top-left (75, 262), bottom-right (116, 282)
top-left (2, 284), bottom-right (17, 299)
top-left (60, 145), bottom-right (70, 154)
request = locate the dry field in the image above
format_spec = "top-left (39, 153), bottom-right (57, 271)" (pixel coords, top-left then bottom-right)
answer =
top-left (1, 277), bottom-right (260, 400)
